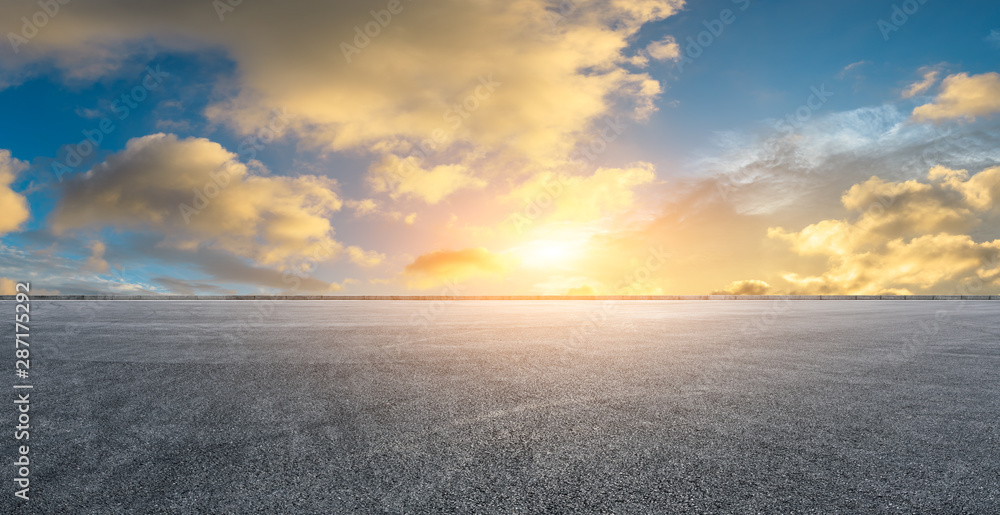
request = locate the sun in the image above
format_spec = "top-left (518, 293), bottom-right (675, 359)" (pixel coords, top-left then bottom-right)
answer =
top-left (513, 238), bottom-right (584, 269)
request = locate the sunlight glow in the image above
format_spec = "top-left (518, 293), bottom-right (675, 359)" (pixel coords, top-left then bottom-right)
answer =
top-left (512, 238), bottom-right (586, 269)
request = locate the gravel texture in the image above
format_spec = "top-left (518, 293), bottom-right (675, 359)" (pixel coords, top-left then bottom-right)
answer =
top-left (1, 300), bottom-right (998, 513)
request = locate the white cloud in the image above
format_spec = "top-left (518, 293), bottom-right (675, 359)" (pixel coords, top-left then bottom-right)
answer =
top-left (986, 29), bottom-right (1000, 47)
top-left (646, 36), bottom-right (681, 61)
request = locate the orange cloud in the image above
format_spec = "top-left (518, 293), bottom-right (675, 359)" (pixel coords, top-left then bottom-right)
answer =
top-left (403, 247), bottom-right (517, 289)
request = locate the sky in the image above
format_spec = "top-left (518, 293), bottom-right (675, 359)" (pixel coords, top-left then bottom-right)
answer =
top-left (1, 0), bottom-right (1000, 296)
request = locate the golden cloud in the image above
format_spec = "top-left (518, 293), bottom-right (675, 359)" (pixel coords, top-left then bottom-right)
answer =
top-left (902, 68), bottom-right (940, 98)
top-left (345, 198), bottom-right (379, 217)
top-left (770, 166), bottom-right (1000, 294)
top-left (566, 284), bottom-right (597, 295)
top-left (346, 246), bottom-right (385, 268)
top-left (503, 162), bottom-right (656, 225)
top-left (52, 133), bottom-right (344, 268)
top-left (403, 247), bottom-right (517, 289)
top-left (912, 72), bottom-right (1000, 121)
top-left (712, 279), bottom-right (771, 295)
top-left (1, 0), bottom-right (684, 167)
top-left (84, 240), bottom-right (110, 273)
top-left (368, 154), bottom-right (486, 204)
top-left (0, 150), bottom-right (29, 235)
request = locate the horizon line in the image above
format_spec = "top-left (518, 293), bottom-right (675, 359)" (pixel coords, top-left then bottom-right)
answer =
top-left (2, 295), bottom-right (998, 301)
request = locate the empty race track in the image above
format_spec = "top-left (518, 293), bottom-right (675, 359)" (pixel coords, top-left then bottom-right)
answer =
top-left (2, 300), bottom-right (998, 513)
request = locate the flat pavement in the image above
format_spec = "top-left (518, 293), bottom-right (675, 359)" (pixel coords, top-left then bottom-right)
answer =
top-left (2, 300), bottom-right (998, 513)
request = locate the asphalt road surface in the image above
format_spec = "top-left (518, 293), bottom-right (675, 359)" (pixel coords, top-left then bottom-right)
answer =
top-left (2, 300), bottom-right (998, 513)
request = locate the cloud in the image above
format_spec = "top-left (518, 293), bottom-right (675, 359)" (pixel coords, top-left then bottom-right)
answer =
top-left (345, 198), bottom-right (379, 217)
top-left (346, 246), bottom-right (384, 268)
top-left (0, 150), bottom-right (30, 235)
top-left (367, 154), bottom-right (486, 204)
top-left (769, 166), bottom-right (1000, 294)
top-left (701, 101), bottom-right (1000, 218)
top-left (0, 242), bottom-right (139, 295)
top-left (836, 60), bottom-right (869, 80)
top-left (403, 247), bottom-right (516, 289)
top-left (1, 0), bottom-right (684, 167)
top-left (84, 240), bottom-right (110, 273)
top-left (151, 276), bottom-right (237, 295)
top-left (646, 36), bottom-right (681, 61)
top-left (0, 278), bottom-right (57, 295)
top-left (344, 198), bottom-right (416, 225)
top-left (912, 72), bottom-right (1000, 122)
top-left (987, 29), bottom-right (1000, 47)
top-left (503, 162), bottom-right (656, 223)
top-left (712, 279), bottom-right (770, 295)
top-left (590, 102), bottom-right (1000, 296)
top-left (566, 284), bottom-right (597, 295)
top-left (174, 247), bottom-right (342, 292)
top-left (51, 133), bottom-right (343, 268)
top-left (902, 68), bottom-right (940, 98)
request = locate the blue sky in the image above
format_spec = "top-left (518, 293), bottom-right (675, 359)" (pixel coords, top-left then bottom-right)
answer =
top-left (1, 0), bottom-right (999, 295)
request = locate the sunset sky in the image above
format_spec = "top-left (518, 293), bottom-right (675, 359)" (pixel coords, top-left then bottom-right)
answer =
top-left (1, 0), bottom-right (999, 295)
